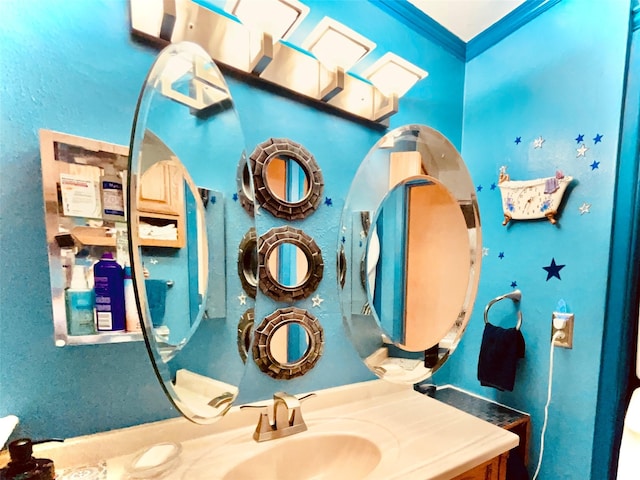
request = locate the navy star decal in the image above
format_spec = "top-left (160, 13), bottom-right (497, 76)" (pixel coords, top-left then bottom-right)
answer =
top-left (593, 133), bottom-right (603, 144)
top-left (543, 258), bottom-right (565, 281)
top-left (575, 134), bottom-right (584, 143)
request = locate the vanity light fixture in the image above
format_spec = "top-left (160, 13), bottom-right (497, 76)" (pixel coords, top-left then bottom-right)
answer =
top-left (225, 0), bottom-right (310, 41)
top-left (301, 17), bottom-right (376, 71)
top-left (128, 0), bottom-right (422, 124)
top-left (362, 52), bottom-right (428, 98)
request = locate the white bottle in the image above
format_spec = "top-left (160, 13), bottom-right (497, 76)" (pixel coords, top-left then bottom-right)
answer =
top-left (100, 165), bottom-right (125, 222)
top-left (124, 263), bottom-right (141, 332)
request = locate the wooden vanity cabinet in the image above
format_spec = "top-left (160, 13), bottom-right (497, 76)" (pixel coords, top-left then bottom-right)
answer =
top-left (452, 452), bottom-right (509, 480)
top-left (137, 159), bottom-right (186, 248)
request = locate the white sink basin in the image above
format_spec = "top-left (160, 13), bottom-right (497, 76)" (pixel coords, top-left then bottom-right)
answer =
top-left (222, 432), bottom-right (381, 480)
top-left (180, 417), bottom-right (400, 480)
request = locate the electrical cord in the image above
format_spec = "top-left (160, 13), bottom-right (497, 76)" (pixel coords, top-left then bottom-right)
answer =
top-left (532, 329), bottom-right (565, 480)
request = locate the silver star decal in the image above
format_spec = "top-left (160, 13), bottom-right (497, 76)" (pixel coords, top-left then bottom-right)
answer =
top-left (579, 202), bottom-right (591, 215)
top-left (311, 295), bottom-right (324, 307)
top-left (533, 136), bottom-right (545, 148)
top-left (482, 247), bottom-right (490, 257)
top-left (576, 144), bottom-right (589, 157)
top-left (238, 293), bottom-right (247, 305)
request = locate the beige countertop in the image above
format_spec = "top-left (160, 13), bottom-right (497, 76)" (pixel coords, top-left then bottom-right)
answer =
top-left (8, 381), bottom-right (518, 479)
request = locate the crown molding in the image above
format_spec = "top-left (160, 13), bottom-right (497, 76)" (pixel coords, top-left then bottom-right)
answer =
top-left (369, 0), bottom-right (564, 62)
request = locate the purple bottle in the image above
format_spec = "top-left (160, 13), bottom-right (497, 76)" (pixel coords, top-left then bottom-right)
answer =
top-left (93, 252), bottom-right (125, 331)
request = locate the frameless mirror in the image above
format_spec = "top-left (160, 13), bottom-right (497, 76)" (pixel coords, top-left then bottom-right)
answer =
top-left (128, 42), bottom-right (250, 423)
top-left (340, 125), bottom-right (481, 384)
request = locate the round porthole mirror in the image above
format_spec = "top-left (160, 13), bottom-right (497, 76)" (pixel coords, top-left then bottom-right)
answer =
top-left (238, 227), bottom-right (258, 298)
top-left (237, 308), bottom-right (254, 363)
top-left (258, 226), bottom-right (323, 302)
top-left (253, 307), bottom-right (324, 380)
top-left (249, 138), bottom-right (323, 220)
top-left (236, 153), bottom-right (254, 217)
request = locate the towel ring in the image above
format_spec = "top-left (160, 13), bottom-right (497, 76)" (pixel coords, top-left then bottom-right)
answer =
top-left (484, 289), bottom-right (523, 330)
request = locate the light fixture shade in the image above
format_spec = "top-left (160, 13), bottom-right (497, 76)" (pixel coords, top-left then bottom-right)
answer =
top-left (226, 0), bottom-right (309, 41)
top-left (301, 17), bottom-right (376, 71)
top-left (362, 53), bottom-right (428, 98)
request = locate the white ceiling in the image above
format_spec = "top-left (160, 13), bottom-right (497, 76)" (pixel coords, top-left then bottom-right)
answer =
top-left (408, 0), bottom-right (527, 42)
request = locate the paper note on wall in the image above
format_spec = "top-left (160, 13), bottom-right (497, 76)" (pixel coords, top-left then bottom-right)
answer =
top-left (60, 173), bottom-right (101, 218)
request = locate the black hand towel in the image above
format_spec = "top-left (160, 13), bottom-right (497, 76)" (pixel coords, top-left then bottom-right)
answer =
top-left (477, 322), bottom-right (525, 392)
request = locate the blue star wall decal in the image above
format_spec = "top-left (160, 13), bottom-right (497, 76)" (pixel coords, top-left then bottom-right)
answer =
top-left (232, 193), bottom-right (239, 201)
top-left (210, 195), bottom-right (216, 204)
top-left (511, 281), bottom-right (518, 288)
top-left (575, 133), bottom-right (584, 143)
top-left (324, 197), bottom-right (333, 206)
top-left (593, 133), bottom-right (603, 144)
top-left (490, 183), bottom-right (497, 190)
top-left (515, 137), bottom-right (522, 144)
top-left (476, 185), bottom-right (483, 192)
top-left (543, 258), bottom-right (565, 281)
top-left (590, 160), bottom-right (600, 170)
top-left (498, 252), bottom-right (505, 259)
top-left (341, 236), bottom-right (346, 244)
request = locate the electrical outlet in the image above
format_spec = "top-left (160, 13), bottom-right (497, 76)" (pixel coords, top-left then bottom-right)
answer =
top-left (551, 312), bottom-right (574, 348)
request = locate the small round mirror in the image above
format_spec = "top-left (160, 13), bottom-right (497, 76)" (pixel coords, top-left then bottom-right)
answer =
top-left (253, 307), bottom-right (324, 380)
top-left (238, 228), bottom-right (258, 298)
top-left (249, 138), bottom-right (323, 220)
top-left (258, 226), bottom-right (323, 302)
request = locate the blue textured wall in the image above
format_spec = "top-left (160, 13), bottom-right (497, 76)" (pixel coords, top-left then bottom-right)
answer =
top-left (0, 0), bottom-right (464, 440)
top-left (433, 1), bottom-right (632, 479)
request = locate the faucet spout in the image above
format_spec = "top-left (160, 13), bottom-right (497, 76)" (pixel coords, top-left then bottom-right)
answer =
top-left (242, 392), bottom-right (315, 442)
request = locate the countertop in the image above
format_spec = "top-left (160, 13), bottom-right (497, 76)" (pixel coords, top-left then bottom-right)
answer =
top-left (5, 381), bottom-right (518, 479)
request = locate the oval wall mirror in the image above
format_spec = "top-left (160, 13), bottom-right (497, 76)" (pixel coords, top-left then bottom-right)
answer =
top-left (128, 42), bottom-right (250, 423)
top-left (249, 138), bottom-right (323, 220)
top-left (339, 125), bottom-right (481, 384)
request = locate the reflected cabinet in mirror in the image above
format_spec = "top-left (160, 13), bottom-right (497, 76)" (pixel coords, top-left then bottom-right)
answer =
top-left (127, 42), bottom-right (250, 423)
top-left (340, 125), bottom-right (481, 384)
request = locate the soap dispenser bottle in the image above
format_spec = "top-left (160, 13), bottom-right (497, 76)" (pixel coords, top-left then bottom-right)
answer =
top-left (1, 438), bottom-right (55, 480)
top-left (65, 265), bottom-right (95, 336)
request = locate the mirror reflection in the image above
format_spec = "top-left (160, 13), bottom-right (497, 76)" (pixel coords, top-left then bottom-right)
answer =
top-left (267, 242), bottom-right (309, 288)
top-left (340, 125), bottom-right (481, 384)
top-left (257, 226), bottom-right (323, 303)
top-left (366, 177), bottom-right (471, 352)
top-left (270, 322), bottom-right (310, 365)
top-left (265, 155), bottom-right (310, 203)
top-left (128, 42), bottom-right (250, 423)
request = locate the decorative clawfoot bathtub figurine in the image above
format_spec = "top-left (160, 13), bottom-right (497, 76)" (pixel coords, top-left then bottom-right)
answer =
top-left (498, 166), bottom-right (573, 226)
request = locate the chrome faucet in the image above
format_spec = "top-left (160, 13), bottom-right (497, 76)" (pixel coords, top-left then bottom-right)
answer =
top-left (241, 392), bottom-right (315, 442)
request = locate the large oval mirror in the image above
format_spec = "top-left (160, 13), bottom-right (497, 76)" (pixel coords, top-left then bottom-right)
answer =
top-left (127, 42), bottom-right (250, 423)
top-left (339, 125), bottom-right (481, 384)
